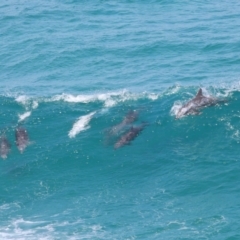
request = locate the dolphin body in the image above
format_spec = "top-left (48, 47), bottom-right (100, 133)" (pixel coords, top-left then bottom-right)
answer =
top-left (15, 127), bottom-right (29, 153)
top-left (0, 135), bottom-right (11, 159)
top-left (110, 110), bottom-right (138, 135)
top-left (176, 88), bottom-right (218, 119)
top-left (114, 123), bottom-right (146, 149)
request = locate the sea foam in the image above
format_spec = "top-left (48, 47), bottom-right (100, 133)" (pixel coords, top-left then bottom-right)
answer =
top-left (68, 112), bottom-right (96, 138)
top-left (50, 90), bottom-right (159, 107)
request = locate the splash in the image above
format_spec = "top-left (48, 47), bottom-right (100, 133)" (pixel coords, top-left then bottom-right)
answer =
top-left (15, 95), bottom-right (39, 122)
top-left (50, 90), bottom-right (160, 107)
top-left (18, 111), bottom-right (31, 122)
top-left (68, 112), bottom-right (96, 138)
top-left (15, 95), bottom-right (30, 105)
top-left (170, 101), bottom-right (183, 117)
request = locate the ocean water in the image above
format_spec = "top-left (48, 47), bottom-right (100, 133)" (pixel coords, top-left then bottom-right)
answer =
top-left (1, 0), bottom-right (240, 239)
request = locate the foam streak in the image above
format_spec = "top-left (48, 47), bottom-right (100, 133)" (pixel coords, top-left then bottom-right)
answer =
top-left (18, 111), bottom-right (31, 122)
top-left (68, 112), bottom-right (96, 138)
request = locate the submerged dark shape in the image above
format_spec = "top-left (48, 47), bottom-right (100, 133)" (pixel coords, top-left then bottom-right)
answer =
top-left (110, 110), bottom-right (138, 135)
top-left (15, 127), bottom-right (29, 153)
top-left (123, 110), bottom-right (138, 124)
top-left (114, 123), bottom-right (147, 149)
top-left (0, 135), bottom-right (11, 159)
top-left (176, 88), bottom-right (221, 118)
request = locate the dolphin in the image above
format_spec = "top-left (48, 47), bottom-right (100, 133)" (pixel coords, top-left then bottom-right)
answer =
top-left (114, 123), bottom-right (147, 149)
top-left (0, 135), bottom-right (11, 159)
top-left (109, 110), bottom-right (138, 135)
top-left (175, 88), bottom-right (219, 119)
top-left (15, 127), bottom-right (29, 153)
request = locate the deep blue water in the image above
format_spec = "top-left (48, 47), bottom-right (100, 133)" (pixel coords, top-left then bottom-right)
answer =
top-left (1, 1), bottom-right (240, 239)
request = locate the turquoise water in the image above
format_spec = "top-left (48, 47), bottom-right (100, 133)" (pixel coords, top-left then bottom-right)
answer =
top-left (1, 1), bottom-right (240, 239)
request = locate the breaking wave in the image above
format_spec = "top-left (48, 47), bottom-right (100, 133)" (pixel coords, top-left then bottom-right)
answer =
top-left (49, 90), bottom-right (160, 107)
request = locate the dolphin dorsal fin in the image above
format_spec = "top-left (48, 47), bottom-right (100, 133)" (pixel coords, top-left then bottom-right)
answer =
top-left (196, 88), bottom-right (203, 98)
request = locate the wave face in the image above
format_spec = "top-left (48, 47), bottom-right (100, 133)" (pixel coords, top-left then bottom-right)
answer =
top-left (1, 0), bottom-right (240, 239)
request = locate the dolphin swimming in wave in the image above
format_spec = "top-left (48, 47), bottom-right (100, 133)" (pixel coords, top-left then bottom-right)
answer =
top-left (175, 88), bottom-right (223, 119)
top-left (109, 110), bottom-right (138, 135)
top-left (114, 123), bottom-right (147, 149)
top-left (0, 135), bottom-right (11, 159)
top-left (15, 127), bottom-right (29, 153)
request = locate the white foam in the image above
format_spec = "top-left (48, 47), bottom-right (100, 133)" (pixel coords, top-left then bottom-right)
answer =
top-left (0, 218), bottom-right (49, 240)
top-left (18, 111), bottom-right (31, 122)
top-left (52, 93), bottom-right (95, 103)
top-left (15, 95), bottom-right (39, 123)
top-left (32, 101), bottom-right (39, 109)
top-left (0, 215), bottom-right (105, 239)
top-left (164, 84), bottom-right (181, 96)
top-left (68, 112), bottom-right (96, 138)
top-left (0, 203), bottom-right (21, 212)
top-left (14, 89), bottom-right (160, 107)
top-left (147, 93), bottom-right (159, 100)
top-left (212, 81), bottom-right (240, 98)
top-left (170, 101), bottom-right (183, 117)
top-left (50, 90), bottom-right (128, 107)
top-left (49, 90), bottom-right (160, 108)
top-left (9, 90), bottom-right (162, 112)
top-left (15, 95), bottom-right (29, 105)
top-left (51, 90), bottom-right (125, 103)
top-left (225, 121), bottom-right (240, 142)
top-left (90, 225), bottom-right (102, 231)
top-left (104, 99), bottom-right (116, 107)
top-left (0, 204), bottom-right (11, 211)
top-left (15, 95), bottom-right (39, 109)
